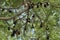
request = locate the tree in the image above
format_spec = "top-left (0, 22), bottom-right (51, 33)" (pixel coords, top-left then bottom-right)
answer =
top-left (0, 0), bottom-right (60, 40)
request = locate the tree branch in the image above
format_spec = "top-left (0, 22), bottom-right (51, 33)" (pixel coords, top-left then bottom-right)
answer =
top-left (0, 8), bottom-right (28, 20)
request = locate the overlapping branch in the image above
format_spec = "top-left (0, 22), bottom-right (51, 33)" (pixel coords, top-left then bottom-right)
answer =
top-left (0, 1), bottom-right (60, 20)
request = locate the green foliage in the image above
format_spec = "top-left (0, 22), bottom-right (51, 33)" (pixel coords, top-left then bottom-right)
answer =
top-left (0, 0), bottom-right (60, 40)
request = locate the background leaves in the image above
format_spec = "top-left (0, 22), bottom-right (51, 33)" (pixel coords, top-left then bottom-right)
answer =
top-left (0, 0), bottom-right (60, 40)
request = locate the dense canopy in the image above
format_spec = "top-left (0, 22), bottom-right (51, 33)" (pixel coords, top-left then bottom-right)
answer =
top-left (0, 0), bottom-right (60, 40)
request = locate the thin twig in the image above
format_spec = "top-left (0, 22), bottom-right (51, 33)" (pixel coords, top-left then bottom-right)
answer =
top-left (0, 1), bottom-right (24, 9)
